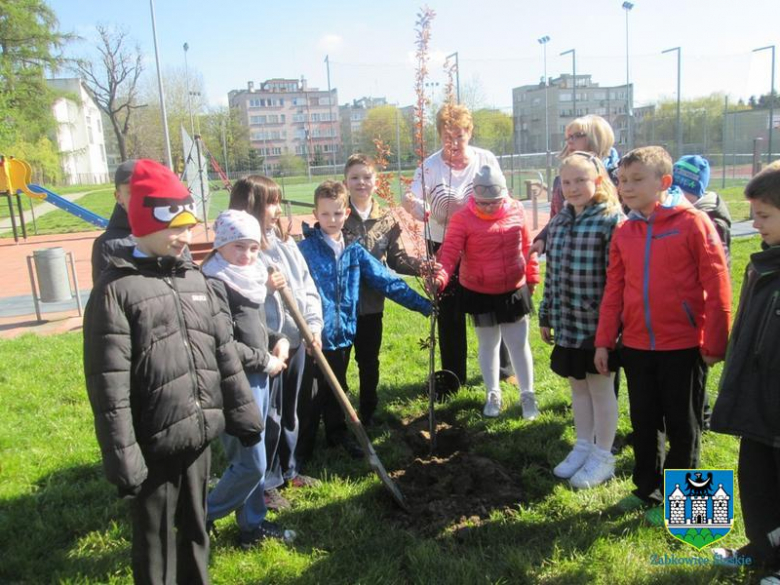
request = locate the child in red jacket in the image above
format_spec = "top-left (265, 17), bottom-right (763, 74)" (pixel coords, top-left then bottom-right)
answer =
top-left (594, 146), bottom-right (731, 523)
top-left (434, 165), bottom-right (541, 419)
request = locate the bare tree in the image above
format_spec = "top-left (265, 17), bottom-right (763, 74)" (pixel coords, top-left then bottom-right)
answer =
top-left (75, 25), bottom-right (143, 161)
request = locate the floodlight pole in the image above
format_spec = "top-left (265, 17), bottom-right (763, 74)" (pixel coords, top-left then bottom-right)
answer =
top-left (183, 42), bottom-right (195, 137)
top-left (538, 35), bottom-right (551, 198)
top-left (446, 52), bottom-right (460, 104)
top-left (662, 46), bottom-right (682, 158)
top-left (622, 1), bottom-right (634, 150)
top-left (561, 48), bottom-right (576, 117)
top-left (754, 45), bottom-right (776, 163)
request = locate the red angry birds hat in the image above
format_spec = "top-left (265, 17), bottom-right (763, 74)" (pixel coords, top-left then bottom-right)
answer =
top-left (128, 159), bottom-right (198, 237)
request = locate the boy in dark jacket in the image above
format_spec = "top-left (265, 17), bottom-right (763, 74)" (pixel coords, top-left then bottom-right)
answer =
top-left (90, 160), bottom-right (136, 283)
top-left (711, 161), bottom-right (780, 578)
top-left (343, 153), bottom-right (421, 425)
top-left (297, 180), bottom-right (431, 458)
top-left (671, 154), bottom-right (733, 430)
top-left (83, 159), bottom-right (263, 584)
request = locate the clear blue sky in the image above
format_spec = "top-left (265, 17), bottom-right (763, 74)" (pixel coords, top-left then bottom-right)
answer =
top-left (47, 0), bottom-right (779, 111)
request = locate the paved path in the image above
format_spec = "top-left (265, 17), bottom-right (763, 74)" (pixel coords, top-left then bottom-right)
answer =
top-left (0, 190), bottom-right (100, 235)
top-left (0, 202), bottom-right (759, 340)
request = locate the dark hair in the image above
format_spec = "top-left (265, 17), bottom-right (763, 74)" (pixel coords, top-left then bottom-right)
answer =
top-left (344, 153), bottom-right (376, 176)
top-left (314, 180), bottom-right (348, 208)
top-left (228, 175), bottom-right (286, 247)
top-left (618, 146), bottom-right (673, 177)
top-left (745, 161), bottom-right (780, 208)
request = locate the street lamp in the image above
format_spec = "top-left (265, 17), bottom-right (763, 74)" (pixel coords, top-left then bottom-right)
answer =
top-left (446, 52), bottom-right (460, 104)
top-left (183, 42), bottom-right (195, 137)
top-left (662, 46), bottom-right (682, 158)
top-left (149, 0), bottom-right (173, 169)
top-left (560, 48), bottom-right (576, 118)
top-left (538, 35), bottom-right (551, 194)
top-left (622, 1), bottom-right (634, 150)
top-left (753, 44), bottom-right (776, 164)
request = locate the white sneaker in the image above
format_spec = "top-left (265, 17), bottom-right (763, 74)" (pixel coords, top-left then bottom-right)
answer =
top-left (553, 440), bottom-right (592, 479)
top-left (482, 392), bottom-right (501, 418)
top-left (520, 391), bottom-right (540, 420)
top-left (569, 447), bottom-right (615, 489)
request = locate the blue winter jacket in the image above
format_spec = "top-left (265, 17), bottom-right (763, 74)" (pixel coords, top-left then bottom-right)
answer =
top-left (298, 228), bottom-right (431, 350)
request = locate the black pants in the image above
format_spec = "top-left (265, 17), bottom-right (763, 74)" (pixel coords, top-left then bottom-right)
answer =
top-left (430, 240), bottom-right (467, 386)
top-left (621, 347), bottom-right (705, 503)
top-left (354, 312), bottom-right (383, 422)
top-left (739, 437), bottom-right (780, 566)
top-left (265, 343), bottom-right (313, 489)
top-left (297, 347), bottom-right (351, 457)
top-left (130, 447), bottom-right (210, 585)
top-left (498, 342), bottom-right (514, 379)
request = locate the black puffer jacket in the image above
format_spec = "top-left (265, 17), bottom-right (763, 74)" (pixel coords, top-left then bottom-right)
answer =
top-left (711, 244), bottom-right (780, 448)
top-left (209, 279), bottom-right (284, 374)
top-left (83, 249), bottom-right (263, 493)
top-left (90, 203), bottom-right (192, 284)
top-left (90, 204), bottom-right (135, 283)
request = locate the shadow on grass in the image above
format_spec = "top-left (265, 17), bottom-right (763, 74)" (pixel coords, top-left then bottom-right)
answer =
top-left (0, 462), bottom-right (132, 583)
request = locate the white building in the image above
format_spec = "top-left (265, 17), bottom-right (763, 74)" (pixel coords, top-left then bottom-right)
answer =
top-left (47, 78), bottom-right (110, 185)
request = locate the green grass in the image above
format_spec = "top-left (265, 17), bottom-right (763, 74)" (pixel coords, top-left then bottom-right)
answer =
top-left (0, 185), bottom-right (110, 222)
top-left (0, 236), bottom-right (763, 583)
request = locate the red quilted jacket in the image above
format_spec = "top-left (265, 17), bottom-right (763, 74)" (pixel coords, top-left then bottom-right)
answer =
top-left (595, 197), bottom-right (731, 357)
top-left (437, 198), bottom-right (540, 294)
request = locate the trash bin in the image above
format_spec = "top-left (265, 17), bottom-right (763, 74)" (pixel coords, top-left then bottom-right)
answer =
top-left (33, 247), bottom-right (72, 303)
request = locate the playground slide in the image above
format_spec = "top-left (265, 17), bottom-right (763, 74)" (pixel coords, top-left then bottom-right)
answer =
top-left (27, 184), bottom-right (108, 229)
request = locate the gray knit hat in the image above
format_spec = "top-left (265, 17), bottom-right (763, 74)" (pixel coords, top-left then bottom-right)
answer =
top-left (114, 160), bottom-right (137, 189)
top-left (472, 164), bottom-right (508, 200)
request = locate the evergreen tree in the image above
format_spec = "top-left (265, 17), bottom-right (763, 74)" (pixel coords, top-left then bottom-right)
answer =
top-left (0, 0), bottom-right (73, 146)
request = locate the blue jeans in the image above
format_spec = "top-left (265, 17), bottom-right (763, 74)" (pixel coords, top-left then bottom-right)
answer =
top-left (266, 343), bottom-right (310, 488)
top-left (206, 372), bottom-right (269, 532)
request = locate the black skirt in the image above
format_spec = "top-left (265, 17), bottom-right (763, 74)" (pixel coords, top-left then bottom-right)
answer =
top-left (460, 285), bottom-right (533, 327)
top-left (550, 345), bottom-right (620, 380)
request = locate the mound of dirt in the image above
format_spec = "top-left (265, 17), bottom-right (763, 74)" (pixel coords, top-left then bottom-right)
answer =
top-left (389, 415), bottom-right (522, 535)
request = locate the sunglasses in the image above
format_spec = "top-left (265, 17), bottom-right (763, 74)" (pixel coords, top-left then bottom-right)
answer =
top-left (473, 184), bottom-right (504, 198)
top-left (566, 132), bottom-right (588, 142)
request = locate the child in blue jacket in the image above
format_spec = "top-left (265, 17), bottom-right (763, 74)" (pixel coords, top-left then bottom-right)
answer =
top-left (297, 180), bottom-right (431, 458)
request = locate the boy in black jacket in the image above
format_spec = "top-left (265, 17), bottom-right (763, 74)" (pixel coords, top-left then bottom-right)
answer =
top-left (83, 159), bottom-right (263, 584)
top-left (711, 161), bottom-right (780, 579)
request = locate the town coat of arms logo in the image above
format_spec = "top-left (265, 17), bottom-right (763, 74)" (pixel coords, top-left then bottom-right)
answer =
top-left (664, 469), bottom-right (734, 550)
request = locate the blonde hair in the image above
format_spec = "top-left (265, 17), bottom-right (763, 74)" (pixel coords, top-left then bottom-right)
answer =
top-left (618, 146), bottom-right (673, 177)
top-left (436, 103), bottom-right (473, 136)
top-left (560, 151), bottom-right (621, 215)
top-left (344, 153), bottom-right (376, 177)
top-left (314, 180), bottom-right (349, 208)
top-left (558, 115), bottom-right (615, 159)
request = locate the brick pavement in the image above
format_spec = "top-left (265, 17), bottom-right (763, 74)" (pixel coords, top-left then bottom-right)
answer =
top-left (0, 204), bottom-right (550, 339)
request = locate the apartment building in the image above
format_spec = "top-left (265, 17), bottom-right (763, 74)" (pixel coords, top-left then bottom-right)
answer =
top-left (228, 78), bottom-right (339, 171)
top-left (512, 74), bottom-right (633, 154)
top-left (339, 96), bottom-right (388, 154)
top-left (47, 78), bottom-right (110, 185)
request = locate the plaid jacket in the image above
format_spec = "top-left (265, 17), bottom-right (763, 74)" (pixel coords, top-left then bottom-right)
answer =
top-left (538, 202), bottom-right (624, 348)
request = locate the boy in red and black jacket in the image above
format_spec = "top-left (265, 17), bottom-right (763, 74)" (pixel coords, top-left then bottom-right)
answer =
top-left (594, 146), bottom-right (731, 521)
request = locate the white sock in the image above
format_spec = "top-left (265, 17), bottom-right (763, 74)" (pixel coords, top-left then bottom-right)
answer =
top-left (587, 373), bottom-right (618, 452)
top-left (475, 324), bottom-right (502, 397)
top-left (570, 377), bottom-right (594, 443)
top-left (499, 317), bottom-right (534, 396)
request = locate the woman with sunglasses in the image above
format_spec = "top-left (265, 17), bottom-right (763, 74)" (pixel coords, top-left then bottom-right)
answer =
top-left (402, 104), bottom-right (503, 390)
top-left (531, 115), bottom-right (616, 256)
top-left (432, 165), bottom-right (541, 419)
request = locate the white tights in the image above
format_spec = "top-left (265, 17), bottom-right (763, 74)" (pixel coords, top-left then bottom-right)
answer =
top-left (569, 373), bottom-right (618, 451)
top-left (474, 317), bottom-right (534, 398)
